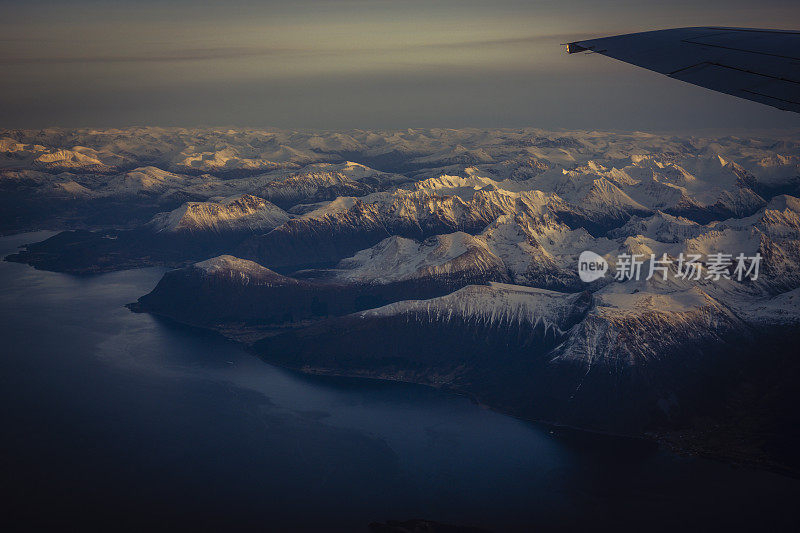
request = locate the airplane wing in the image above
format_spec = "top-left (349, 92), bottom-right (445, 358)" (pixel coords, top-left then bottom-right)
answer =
top-left (566, 27), bottom-right (800, 113)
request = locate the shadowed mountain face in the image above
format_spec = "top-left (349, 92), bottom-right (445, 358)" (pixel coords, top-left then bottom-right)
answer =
top-left (5, 127), bottom-right (800, 473)
top-left (131, 252), bottom-right (508, 328)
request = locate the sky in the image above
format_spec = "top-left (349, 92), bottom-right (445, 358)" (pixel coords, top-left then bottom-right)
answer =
top-left (1, 0), bottom-right (799, 132)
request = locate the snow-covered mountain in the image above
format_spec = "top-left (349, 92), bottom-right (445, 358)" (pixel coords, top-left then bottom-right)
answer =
top-left (148, 194), bottom-right (289, 234)
top-left (7, 126), bottom-right (800, 470)
top-left (256, 161), bottom-right (408, 208)
top-left (331, 232), bottom-right (507, 284)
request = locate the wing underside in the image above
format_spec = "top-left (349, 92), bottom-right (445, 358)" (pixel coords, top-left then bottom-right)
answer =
top-left (567, 27), bottom-right (800, 113)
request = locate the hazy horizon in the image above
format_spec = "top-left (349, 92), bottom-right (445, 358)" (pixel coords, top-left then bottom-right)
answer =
top-left (2, 0), bottom-right (799, 131)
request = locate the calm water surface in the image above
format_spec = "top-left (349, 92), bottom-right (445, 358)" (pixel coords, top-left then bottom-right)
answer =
top-left (1, 232), bottom-right (798, 532)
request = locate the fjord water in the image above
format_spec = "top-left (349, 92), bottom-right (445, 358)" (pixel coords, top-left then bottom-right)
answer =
top-left (1, 232), bottom-right (798, 532)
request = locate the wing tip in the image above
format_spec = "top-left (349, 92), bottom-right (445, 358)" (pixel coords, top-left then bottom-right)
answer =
top-left (565, 42), bottom-right (589, 54)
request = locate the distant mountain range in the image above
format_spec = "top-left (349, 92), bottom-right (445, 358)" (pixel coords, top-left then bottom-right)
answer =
top-left (4, 126), bottom-right (800, 473)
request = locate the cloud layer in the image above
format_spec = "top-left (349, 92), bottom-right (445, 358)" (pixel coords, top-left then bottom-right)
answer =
top-left (1, 0), bottom-right (799, 130)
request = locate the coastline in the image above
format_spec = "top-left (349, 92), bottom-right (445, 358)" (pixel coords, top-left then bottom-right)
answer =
top-left (128, 301), bottom-right (800, 479)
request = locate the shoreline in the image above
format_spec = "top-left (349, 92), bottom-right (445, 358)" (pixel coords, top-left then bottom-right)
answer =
top-left (3, 227), bottom-right (797, 481)
top-left (129, 301), bottom-right (800, 480)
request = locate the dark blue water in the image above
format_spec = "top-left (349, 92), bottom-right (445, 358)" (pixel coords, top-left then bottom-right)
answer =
top-left (1, 231), bottom-right (798, 532)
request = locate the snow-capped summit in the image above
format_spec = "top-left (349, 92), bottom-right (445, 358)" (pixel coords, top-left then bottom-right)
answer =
top-left (256, 161), bottom-right (405, 208)
top-left (334, 232), bottom-right (506, 284)
top-left (358, 282), bottom-right (591, 335)
top-left (148, 194), bottom-right (289, 233)
top-left (192, 255), bottom-right (296, 285)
